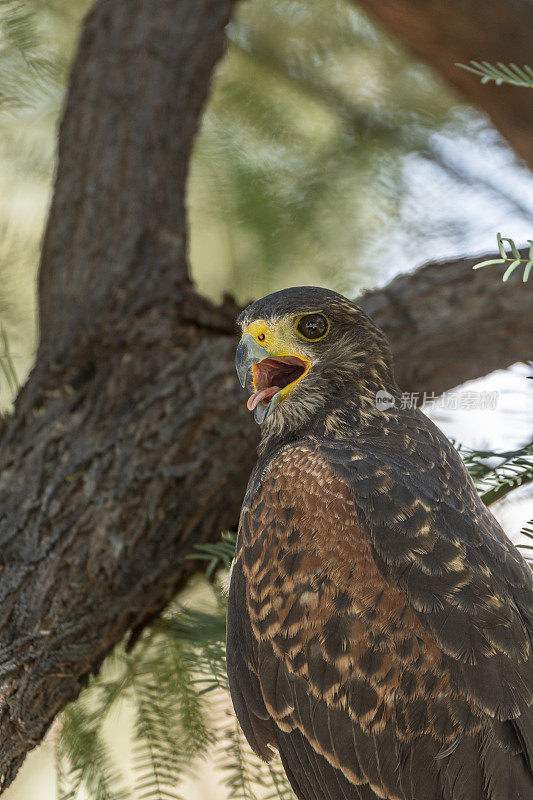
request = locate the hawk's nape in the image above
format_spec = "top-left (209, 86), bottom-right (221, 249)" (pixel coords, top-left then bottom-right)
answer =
top-left (226, 286), bottom-right (533, 800)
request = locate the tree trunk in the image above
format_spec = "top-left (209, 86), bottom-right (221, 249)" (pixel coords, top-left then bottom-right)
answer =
top-left (0, 0), bottom-right (243, 788)
top-left (355, 0), bottom-right (533, 168)
top-left (0, 0), bottom-right (531, 790)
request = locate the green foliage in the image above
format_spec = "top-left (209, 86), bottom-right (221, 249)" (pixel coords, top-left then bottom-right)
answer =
top-left (462, 443), bottom-right (533, 567)
top-left (0, 0), bottom-right (90, 114)
top-left (473, 233), bottom-right (533, 282)
top-left (462, 442), bottom-right (533, 506)
top-left (57, 556), bottom-right (296, 800)
top-left (0, 0), bottom-right (59, 112)
top-left (187, 532), bottom-right (236, 578)
top-left (0, 0), bottom-right (91, 405)
top-left (218, 720), bottom-right (264, 800)
top-left (457, 61), bottom-right (533, 88)
top-left (189, 0), bottom-right (459, 301)
top-left (460, 64), bottom-right (533, 283)
top-left (58, 700), bottom-right (128, 800)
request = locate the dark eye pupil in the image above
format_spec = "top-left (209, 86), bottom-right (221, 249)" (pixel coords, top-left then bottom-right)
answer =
top-left (298, 314), bottom-right (327, 339)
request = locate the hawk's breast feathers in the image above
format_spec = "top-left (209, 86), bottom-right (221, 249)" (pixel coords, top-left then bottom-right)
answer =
top-left (228, 433), bottom-right (533, 800)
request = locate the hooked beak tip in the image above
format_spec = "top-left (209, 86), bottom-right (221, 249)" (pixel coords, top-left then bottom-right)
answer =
top-left (235, 333), bottom-right (269, 388)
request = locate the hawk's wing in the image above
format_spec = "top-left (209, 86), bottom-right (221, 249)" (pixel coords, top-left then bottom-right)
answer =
top-left (227, 433), bottom-right (533, 800)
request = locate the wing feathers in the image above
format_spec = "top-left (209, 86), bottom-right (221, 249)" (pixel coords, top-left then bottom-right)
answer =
top-left (226, 559), bottom-right (276, 760)
top-left (481, 727), bottom-right (533, 800)
top-left (277, 729), bottom-right (321, 800)
top-left (229, 440), bottom-right (533, 799)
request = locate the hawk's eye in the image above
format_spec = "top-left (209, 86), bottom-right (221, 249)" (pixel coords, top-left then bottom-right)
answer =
top-left (296, 314), bottom-right (328, 340)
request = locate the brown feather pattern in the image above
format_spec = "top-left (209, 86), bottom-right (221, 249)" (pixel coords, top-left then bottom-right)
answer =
top-left (227, 286), bottom-right (533, 800)
top-left (228, 439), bottom-right (533, 799)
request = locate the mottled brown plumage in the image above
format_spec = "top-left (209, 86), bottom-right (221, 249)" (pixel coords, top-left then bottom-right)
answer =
top-left (227, 286), bottom-right (533, 800)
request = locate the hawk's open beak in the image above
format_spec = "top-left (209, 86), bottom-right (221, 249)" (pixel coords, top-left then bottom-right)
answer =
top-left (235, 334), bottom-right (269, 389)
top-left (235, 333), bottom-right (311, 424)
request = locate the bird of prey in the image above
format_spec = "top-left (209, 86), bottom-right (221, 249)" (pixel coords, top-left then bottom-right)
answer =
top-left (226, 286), bottom-right (533, 800)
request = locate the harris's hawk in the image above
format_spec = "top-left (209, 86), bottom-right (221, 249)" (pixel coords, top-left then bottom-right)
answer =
top-left (226, 286), bottom-right (533, 800)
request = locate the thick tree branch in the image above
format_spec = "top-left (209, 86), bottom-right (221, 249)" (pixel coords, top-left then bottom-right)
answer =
top-left (355, 0), bottom-right (533, 168)
top-left (0, 0), bottom-right (531, 790)
top-left (37, 0), bottom-right (234, 364)
top-left (360, 249), bottom-right (533, 394)
top-left (0, 0), bottom-right (241, 789)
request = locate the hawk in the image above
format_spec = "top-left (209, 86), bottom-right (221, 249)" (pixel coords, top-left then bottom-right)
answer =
top-left (226, 286), bottom-right (533, 800)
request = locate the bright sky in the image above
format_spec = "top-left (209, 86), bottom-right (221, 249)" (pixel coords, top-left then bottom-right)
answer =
top-left (358, 118), bottom-right (533, 545)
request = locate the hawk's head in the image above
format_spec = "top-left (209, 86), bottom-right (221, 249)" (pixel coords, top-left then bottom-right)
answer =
top-left (236, 286), bottom-right (396, 438)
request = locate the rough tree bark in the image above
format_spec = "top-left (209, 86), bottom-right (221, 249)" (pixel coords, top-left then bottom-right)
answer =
top-left (358, 248), bottom-right (533, 395)
top-left (355, 0), bottom-right (533, 168)
top-left (0, 0), bottom-right (531, 790)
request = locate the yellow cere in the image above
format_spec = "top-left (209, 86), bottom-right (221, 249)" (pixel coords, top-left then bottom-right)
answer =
top-left (243, 318), bottom-right (308, 355)
top-left (242, 319), bottom-right (271, 347)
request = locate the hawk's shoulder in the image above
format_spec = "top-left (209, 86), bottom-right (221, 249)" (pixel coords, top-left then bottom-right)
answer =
top-left (228, 428), bottom-right (533, 799)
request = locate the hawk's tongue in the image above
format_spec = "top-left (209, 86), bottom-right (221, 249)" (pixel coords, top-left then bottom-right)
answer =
top-left (247, 386), bottom-right (280, 411)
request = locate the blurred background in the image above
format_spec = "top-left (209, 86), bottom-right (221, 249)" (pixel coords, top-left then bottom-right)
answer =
top-left (0, 0), bottom-right (531, 798)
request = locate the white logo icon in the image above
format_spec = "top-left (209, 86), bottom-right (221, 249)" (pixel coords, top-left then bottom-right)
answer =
top-left (375, 390), bottom-right (395, 411)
